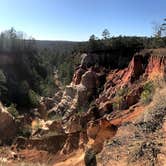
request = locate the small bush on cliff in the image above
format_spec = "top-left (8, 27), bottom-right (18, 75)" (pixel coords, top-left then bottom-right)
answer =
top-left (112, 86), bottom-right (129, 111)
top-left (0, 69), bottom-right (8, 103)
top-left (76, 106), bottom-right (85, 116)
top-left (116, 86), bottom-right (129, 97)
top-left (28, 89), bottom-right (40, 108)
top-left (113, 87), bottom-right (128, 110)
top-left (140, 81), bottom-right (154, 104)
top-left (18, 125), bottom-right (32, 138)
top-left (7, 103), bottom-right (19, 118)
top-left (112, 96), bottom-right (125, 111)
top-left (113, 101), bottom-right (120, 111)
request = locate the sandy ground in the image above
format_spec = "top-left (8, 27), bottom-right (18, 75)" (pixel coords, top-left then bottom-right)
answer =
top-left (54, 150), bottom-right (85, 166)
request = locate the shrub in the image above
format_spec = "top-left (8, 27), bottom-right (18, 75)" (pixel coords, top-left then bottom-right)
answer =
top-left (48, 111), bottom-right (63, 120)
top-left (76, 106), bottom-right (85, 116)
top-left (140, 90), bottom-right (151, 104)
top-left (28, 89), bottom-right (40, 108)
top-left (113, 96), bottom-right (123, 111)
top-left (112, 102), bottom-right (119, 111)
top-left (116, 86), bottom-right (129, 97)
top-left (140, 81), bottom-right (154, 104)
top-left (0, 69), bottom-right (8, 102)
top-left (112, 86), bottom-right (128, 111)
top-left (18, 125), bottom-right (32, 138)
top-left (7, 103), bottom-right (19, 118)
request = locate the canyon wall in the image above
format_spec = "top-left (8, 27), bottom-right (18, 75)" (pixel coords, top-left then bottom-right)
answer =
top-left (2, 48), bottom-right (166, 166)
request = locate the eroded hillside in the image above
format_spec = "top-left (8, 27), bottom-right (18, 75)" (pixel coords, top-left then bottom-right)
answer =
top-left (0, 48), bottom-right (166, 166)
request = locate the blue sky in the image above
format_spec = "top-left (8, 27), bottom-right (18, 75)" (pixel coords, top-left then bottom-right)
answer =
top-left (0, 0), bottom-right (165, 41)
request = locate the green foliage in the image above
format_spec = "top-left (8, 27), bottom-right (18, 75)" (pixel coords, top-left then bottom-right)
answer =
top-left (39, 80), bottom-right (56, 97)
top-left (140, 81), bottom-right (154, 104)
top-left (88, 37), bottom-right (103, 51)
top-left (20, 81), bottom-right (30, 93)
top-left (28, 90), bottom-right (40, 108)
top-left (0, 27), bottom-right (34, 53)
top-left (0, 70), bottom-right (7, 88)
top-left (49, 114), bottom-right (62, 121)
top-left (7, 103), bottom-right (19, 118)
top-left (0, 70), bottom-right (6, 83)
top-left (76, 107), bottom-right (85, 116)
top-left (18, 125), bottom-right (32, 138)
top-left (102, 29), bottom-right (110, 40)
top-left (116, 86), bottom-right (129, 97)
top-left (0, 69), bottom-right (7, 102)
top-left (87, 29), bottom-right (166, 53)
top-left (112, 102), bottom-right (119, 111)
top-left (112, 97), bottom-right (123, 111)
top-left (58, 61), bottom-right (74, 85)
top-left (0, 28), bottom-right (62, 107)
top-left (153, 18), bottom-right (166, 38)
top-left (113, 86), bottom-right (129, 111)
top-left (38, 46), bottom-right (79, 87)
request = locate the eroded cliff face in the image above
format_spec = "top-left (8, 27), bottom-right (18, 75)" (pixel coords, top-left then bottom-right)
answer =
top-left (46, 48), bottom-right (166, 166)
top-left (145, 49), bottom-right (166, 79)
top-left (1, 49), bottom-right (166, 166)
top-left (56, 48), bottom-right (166, 166)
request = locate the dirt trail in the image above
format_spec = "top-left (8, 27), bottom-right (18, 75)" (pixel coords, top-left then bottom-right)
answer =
top-left (54, 150), bottom-right (85, 166)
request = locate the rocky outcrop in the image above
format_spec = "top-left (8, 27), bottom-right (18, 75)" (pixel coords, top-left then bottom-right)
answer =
top-left (45, 49), bottom-right (166, 162)
top-left (80, 53), bottom-right (100, 68)
top-left (72, 66), bottom-right (86, 85)
top-left (0, 102), bottom-right (17, 143)
top-left (47, 67), bottom-right (99, 130)
top-left (81, 69), bottom-right (97, 96)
